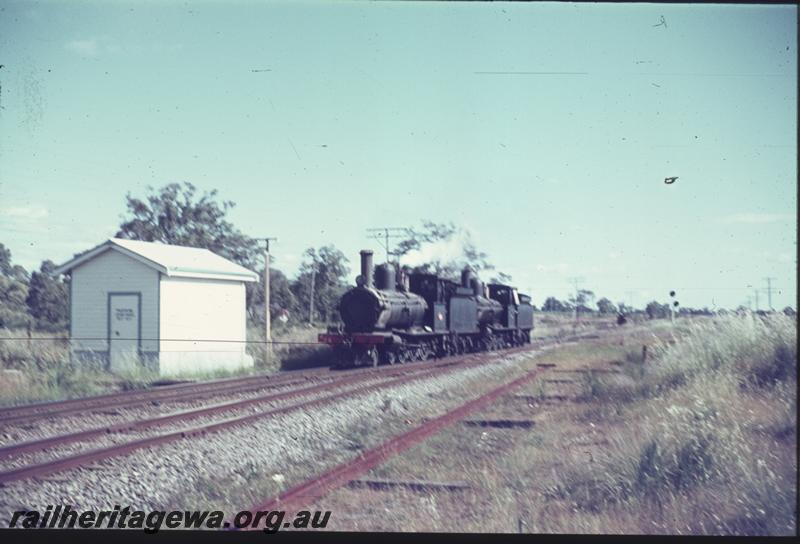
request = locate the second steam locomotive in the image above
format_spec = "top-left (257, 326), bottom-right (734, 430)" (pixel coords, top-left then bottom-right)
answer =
top-left (319, 250), bottom-right (534, 368)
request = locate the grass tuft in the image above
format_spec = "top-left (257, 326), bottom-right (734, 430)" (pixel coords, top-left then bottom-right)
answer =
top-left (548, 314), bottom-right (797, 534)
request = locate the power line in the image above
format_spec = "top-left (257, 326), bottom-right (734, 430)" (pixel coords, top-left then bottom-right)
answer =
top-left (764, 277), bottom-right (777, 310)
top-left (366, 227), bottom-right (410, 263)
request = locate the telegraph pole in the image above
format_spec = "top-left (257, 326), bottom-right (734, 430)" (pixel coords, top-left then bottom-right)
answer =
top-left (308, 262), bottom-right (316, 325)
top-left (764, 277), bottom-right (776, 310)
top-left (625, 290), bottom-right (635, 311)
top-left (754, 289), bottom-right (760, 311)
top-left (366, 227), bottom-right (411, 263)
top-left (258, 237), bottom-right (277, 366)
top-left (567, 276), bottom-right (585, 323)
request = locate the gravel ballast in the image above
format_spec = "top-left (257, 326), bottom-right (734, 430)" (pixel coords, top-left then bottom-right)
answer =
top-left (0, 349), bottom-right (544, 524)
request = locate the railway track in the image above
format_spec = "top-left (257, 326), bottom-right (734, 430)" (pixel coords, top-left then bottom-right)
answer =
top-left (236, 332), bottom-right (626, 526)
top-left (0, 331), bottom-right (579, 427)
top-left (242, 360), bottom-right (556, 525)
top-left (0, 355), bottom-right (471, 465)
top-left (0, 368), bottom-right (334, 425)
top-left (0, 343), bottom-right (546, 486)
top-left (0, 331), bottom-right (602, 494)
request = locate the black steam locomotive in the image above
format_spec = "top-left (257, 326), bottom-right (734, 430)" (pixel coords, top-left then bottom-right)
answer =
top-left (319, 250), bottom-right (534, 368)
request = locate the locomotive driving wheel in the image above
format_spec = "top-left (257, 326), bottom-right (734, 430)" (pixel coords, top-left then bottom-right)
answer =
top-left (382, 349), bottom-right (398, 365)
top-left (358, 348), bottom-right (379, 367)
top-left (425, 343), bottom-right (436, 360)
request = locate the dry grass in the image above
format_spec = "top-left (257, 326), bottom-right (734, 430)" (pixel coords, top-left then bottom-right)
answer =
top-left (0, 325), bottom-right (328, 407)
top-left (318, 315), bottom-right (796, 535)
top-left (0, 329), bottom-right (70, 372)
top-left (531, 312), bottom-right (619, 340)
top-left (0, 329), bottom-right (112, 406)
top-left (542, 314), bottom-right (797, 535)
top-left (246, 325), bottom-right (329, 372)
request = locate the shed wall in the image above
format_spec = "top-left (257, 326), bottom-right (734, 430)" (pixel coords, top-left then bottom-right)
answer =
top-left (158, 276), bottom-right (253, 375)
top-left (70, 249), bottom-right (159, 366)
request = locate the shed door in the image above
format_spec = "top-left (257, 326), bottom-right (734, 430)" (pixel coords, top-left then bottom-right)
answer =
top-left (109, 293), bottom-right (140, 370)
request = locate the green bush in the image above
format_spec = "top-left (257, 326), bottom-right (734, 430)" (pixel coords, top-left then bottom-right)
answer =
top-left (551, 314), bottom-right (797, 534)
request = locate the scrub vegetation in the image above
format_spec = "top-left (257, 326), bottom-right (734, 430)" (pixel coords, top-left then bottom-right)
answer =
top-left (538, 314), bottom-right (797, 535)
top-left (0, 326), bottom-right (326, 406)
top-left (326, 314), bottom-right (796, 535)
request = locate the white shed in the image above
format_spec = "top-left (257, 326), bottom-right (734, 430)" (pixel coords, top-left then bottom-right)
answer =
top-left (55, 238), bottom-right (259, 375)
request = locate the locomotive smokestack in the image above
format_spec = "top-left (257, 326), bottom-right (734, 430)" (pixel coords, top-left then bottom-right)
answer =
top-left (360, 250), bottom-right (374, 288)
top-left (461, 267), bottom-right (473, 288)
top-left (470, 277), bottom-right (483, 297)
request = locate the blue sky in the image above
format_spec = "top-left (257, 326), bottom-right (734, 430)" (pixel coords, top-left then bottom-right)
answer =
top-left (0, 1), bottom-right (796, 310)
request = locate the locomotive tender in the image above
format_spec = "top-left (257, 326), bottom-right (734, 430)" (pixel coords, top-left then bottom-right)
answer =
top-left (319, 250), bottom-right (534, 368)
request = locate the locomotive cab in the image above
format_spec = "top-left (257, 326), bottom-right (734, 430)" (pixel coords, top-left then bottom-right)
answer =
top-left (408, 273), bottom-right (449, 332)
top-left (488, 283), bottom-right (519, 328)
top-left (517, 293), bottom-right (534, 331)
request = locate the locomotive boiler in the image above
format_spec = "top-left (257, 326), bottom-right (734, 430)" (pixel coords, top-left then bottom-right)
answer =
top-left (338, 251), bottom-right (427, 332)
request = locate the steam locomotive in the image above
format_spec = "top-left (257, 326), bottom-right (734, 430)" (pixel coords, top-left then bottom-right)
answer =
top-left (319, 250), bottom-right (534, 368)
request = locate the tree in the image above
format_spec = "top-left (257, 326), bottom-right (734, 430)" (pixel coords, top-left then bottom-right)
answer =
top-left (570, 289), bottom-right (595, 314)
top-left (541, 297), bottom-right (569, 312)
top-left (394, 221), bottom-right (498, 279)
top-left (490, 271), bottom-right (513, 284)
top-left (0, 243), bottom-right (28, 282)
top-left (0, 243), bottom-right (10, 276)
top-left (0, 278), bottom-right (30, 329)
top-left (596, 297), bottom-right (617, 314)
top-left (0, 244), bottom-right (31, 329)
top-left (246, 267), bottom-right (297, 326)
top-left (26, 260), bottom-right (69, 330)
top-left (678, 307), bottom-right (713, 316)
top-left (117, 182), bottom-right (266, 320)
top-left (116, 182), bottom-right (260, 270)
top-left (645, 300), bottom-right (670, 319)
top-left (394, 221), bottom-right (458, 260)
top-left (291, 245), bottom-right (350, 324)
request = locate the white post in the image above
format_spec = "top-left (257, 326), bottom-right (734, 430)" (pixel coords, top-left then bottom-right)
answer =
top-left (309, 264), bottom-right (316, 325)
top-left (264, 246), bottom-right (271, 366)
top-left (259, 237), bottom-right (276, 367)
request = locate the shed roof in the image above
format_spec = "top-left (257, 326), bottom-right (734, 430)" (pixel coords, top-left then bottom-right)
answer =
top-left (54, 238), bottom-right (259, 282)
